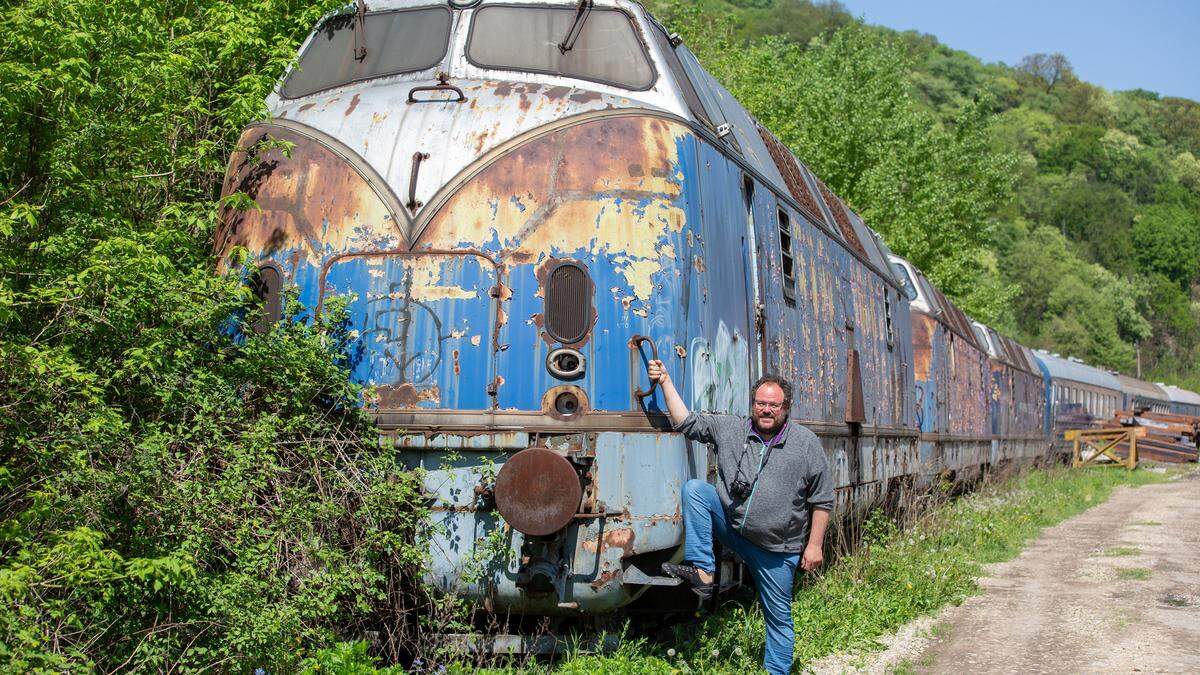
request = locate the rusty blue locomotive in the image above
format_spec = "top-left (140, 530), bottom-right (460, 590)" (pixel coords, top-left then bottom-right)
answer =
top-left (215, 0), bottom-right (1198, 621)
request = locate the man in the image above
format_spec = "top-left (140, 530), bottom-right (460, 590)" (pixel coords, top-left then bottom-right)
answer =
top-left (647, 359), bottom-right (833, 675)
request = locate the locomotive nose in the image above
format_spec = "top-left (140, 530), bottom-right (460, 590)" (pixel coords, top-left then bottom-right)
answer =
top-left (493, 447), bottom-right (583, 536)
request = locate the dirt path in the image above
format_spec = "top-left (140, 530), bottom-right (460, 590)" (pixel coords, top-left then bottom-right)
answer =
top-left (812, 471), bottom-right (1200, 674)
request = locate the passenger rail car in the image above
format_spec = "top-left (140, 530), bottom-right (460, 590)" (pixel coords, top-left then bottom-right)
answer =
top-left (1160, 385), bottom-right (1200, 417)
top-left (1115, 375), bottom-right (1171, 415)
top-left (214, 0), bottom-right (1150, 620)
top-left (1033, 350), bottom-right (1122, 447)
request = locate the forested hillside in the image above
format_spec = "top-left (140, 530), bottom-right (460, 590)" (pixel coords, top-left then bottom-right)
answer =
top-left (651, 0), bottom-right (1200, 387)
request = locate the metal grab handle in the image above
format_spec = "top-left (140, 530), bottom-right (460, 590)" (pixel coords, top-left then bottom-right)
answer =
top-left (406, 151), bottom-right (429, 212)
top-left (407, 73), bottom-right (467, 104)
top-left (629, 334), bottom-right (659, 405)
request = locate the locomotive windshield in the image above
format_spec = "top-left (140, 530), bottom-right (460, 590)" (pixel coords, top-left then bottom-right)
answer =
top-left (282, 7), bottom-right (452, 99)
top-left (467, 6), bottom-right (655, 90)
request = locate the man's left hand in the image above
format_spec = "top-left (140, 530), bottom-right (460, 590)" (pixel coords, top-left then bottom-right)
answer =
top-left (801, 544), bottom-right (824, 572)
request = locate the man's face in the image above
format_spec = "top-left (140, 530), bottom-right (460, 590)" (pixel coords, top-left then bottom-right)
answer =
top-left (751, 382), bottom-right (787, 434)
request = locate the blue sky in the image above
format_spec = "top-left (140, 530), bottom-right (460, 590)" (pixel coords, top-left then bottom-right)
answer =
top-left (837, 0), bottom-right (1200, 101)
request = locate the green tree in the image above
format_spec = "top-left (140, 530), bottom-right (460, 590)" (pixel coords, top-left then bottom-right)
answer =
top-left (0, 1), bottom-right (428, 670)
top-left (1131, 204), bottom-right (1200, 285)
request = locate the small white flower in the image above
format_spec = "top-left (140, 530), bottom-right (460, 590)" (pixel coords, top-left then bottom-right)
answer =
top-left (667, 649), bottom-right (676, 657)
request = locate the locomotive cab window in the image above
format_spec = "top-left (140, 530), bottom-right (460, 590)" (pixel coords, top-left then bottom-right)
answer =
top-left (777, 207), bottom-right (796, 304)
top-left (282, 7), bottom-right (452, 99)
top-left (467, 5), bottom-right (655, 90)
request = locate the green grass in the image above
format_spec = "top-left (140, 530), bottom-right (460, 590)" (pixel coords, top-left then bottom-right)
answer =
top-left (1100, 546), bottom-right (1141, 557)
top-left (1115, 567), bottom-right (1152, 581)
top-left (429, 466), bottom-right (1174, 675)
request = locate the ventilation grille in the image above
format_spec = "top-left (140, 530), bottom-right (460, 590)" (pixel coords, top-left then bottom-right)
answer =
top-left (814, 178), bottom-right (868, 257)
top-left (545, 262), bottom-right (591, 344)
top-left (756, 126), bottom-right (826, 224)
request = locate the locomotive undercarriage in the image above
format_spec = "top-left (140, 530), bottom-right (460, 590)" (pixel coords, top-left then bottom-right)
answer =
top-left (384, 418), bottom-right (1051, 623)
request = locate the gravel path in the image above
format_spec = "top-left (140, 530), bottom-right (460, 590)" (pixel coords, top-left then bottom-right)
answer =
top-left (810, 470), bottom-right (1200, 674)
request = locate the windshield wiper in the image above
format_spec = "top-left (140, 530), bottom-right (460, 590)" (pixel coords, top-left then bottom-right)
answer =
top-left (558, 0), bottom-right (593, 54)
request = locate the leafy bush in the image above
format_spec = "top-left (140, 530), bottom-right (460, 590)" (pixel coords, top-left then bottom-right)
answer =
top-left (1, 0), bottom-right (428, 670)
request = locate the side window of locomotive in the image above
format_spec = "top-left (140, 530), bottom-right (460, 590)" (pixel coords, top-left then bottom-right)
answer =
top-left (777, 208), bottom-right (796, 305)
top-left (248, 264), bottom-right (284, 334)
top-left (884, 290), bottom-right (895, 349)
top-left (282, 7), bottom-right (452, 99)
top-left (467, 6), bottom-right (655, 90)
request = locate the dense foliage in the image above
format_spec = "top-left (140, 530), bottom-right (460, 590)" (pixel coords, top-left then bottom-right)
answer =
top-left (1, 1), bottom-right (428, 670)
top-left (653, 0), bottom-right (1200, 386)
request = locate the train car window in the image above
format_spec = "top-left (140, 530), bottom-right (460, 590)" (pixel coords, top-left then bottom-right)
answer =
top-left (467, 6), bottom-right (655, 90)
top-left (884, 290), bottom-right (895, 349)
top-left (282, 7), bottom-right (452, 99)
top-left (891, 262), bottom-right (919, 302)
top-left (777, 208), bottom-right (796, 305)
top-left (248, 263), bottom-right (284, 334)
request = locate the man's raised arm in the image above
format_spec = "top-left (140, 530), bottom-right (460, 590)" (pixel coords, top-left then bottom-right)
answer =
top-left (647, 359), bottom-right (690, 428)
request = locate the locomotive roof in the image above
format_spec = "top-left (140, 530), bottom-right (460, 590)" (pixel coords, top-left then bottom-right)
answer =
top-left (268, 0), bottom-right (904, 288)
top-left (1159, 384), bottom-right (1200, 406)
top-left (1113, 374), bottom-right (1170, 404)
top-left (1033, 350), bottom-right (1122, 391)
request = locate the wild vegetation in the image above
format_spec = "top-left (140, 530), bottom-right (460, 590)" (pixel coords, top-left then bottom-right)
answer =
top-left (0, 1), bottom-right (434, 670)
top-left (2, 0), bottom-right (1198, 671)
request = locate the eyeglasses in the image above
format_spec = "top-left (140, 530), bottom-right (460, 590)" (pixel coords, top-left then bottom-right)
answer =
top-left (752, 400), bottom-right (784, 411)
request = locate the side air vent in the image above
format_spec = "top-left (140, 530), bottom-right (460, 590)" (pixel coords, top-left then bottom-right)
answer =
top-left (250, 263), bottom-right (283, 334)
top-left (544, 261), bottom-right (592, 344)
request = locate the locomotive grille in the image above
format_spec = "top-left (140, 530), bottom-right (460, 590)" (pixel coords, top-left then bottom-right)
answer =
top-left (545, 262), bottom-right (591, 344)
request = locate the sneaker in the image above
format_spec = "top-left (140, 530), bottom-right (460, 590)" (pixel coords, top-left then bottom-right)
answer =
top-left (661, 563), bottom-right (714, 600)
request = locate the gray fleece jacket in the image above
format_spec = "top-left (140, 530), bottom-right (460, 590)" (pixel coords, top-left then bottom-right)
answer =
top-left (675, 412), bottom-right (835, 553)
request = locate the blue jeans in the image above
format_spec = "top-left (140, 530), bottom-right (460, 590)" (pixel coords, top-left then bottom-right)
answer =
top-left (682, 479), bottom-right (799, 675)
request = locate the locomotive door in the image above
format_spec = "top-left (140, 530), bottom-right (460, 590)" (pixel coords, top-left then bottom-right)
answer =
top-left (691, 146), bottom-right (754, 415)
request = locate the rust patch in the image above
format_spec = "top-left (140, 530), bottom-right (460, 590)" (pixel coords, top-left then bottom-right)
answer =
top-left (693, 256), bottom-right (706, 273)
top-left (589, 568), bottom-right (620, 590)
top-left (674, 345), bottom-right (687, 359)
top-left (913, 314), bottom-right (934, 381)
top-left (569, 90), bottom-right (601, 104)
top-left (544, 85), bottom-right (572, 99)
top-left (214, 126), bottom-right (401, 269)
top-left (494, 82), bottom-right (513, 97)
top-left (344, 93), bottom-right (360, 116)
top-left (452, 349), bottom-right (461, 376)
top-left (374, 383), bottom-right (440, 408)
top-left (297, 102), bottom-right (316, 113)
top-left (603, 527), bottom-right (634, 554)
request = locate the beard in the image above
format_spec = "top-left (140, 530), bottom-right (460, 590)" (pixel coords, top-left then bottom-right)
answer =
top-left (754, 413), bottom-right (785, 435)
